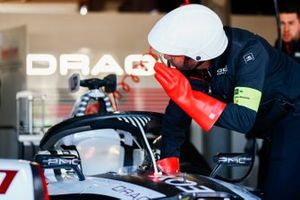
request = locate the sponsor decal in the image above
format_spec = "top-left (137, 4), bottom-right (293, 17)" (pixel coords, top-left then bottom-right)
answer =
top-left (107, 175), bottom-right (216, 198)
top-left (0, 170), bottom-right (18, 194)
top-left (216, 65), bottom-right (228, 76)
top-left (243, 52), bottom-right (255, 64)
top-left (46, 158), bottom-right (80, 166)
top-left (219, 156), bottom-right (252, 165)
top-left (159, 176), bottom-right (216, 194)
top-left (84, 177), bottom-right (165, 199)
top-left (112, 185), bottom-right (151, 200)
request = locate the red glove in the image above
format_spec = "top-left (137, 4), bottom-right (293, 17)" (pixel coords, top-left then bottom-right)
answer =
top-left (154, 62), bottom-right (226, 132)
top-left (157, 157), bottom-right (179, 174)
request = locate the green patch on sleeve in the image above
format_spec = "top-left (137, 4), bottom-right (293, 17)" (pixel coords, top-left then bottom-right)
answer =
top-left (234, 87), bottom-right (261, 112)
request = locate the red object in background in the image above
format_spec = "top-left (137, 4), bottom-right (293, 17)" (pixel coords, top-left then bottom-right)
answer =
top-left (180, 0), bottom-right (190, 7)
top-left (85, 102), bottom-right (100, 115)
top-left (118, 75), bottom-right (140, 92)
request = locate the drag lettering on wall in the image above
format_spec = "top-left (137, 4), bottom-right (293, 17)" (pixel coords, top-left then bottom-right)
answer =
top-left (0, 170), bottom-right (18, 194)
top-left (26, 54), bottom-right (156, 76)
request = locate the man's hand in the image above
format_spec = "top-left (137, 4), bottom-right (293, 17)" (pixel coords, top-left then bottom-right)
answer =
top-left (154, 62), bottom-right (226, 132)
top-left (156, 157), bottom-right (180, 175)
top-left (154, 63), bottom-right (193, 101)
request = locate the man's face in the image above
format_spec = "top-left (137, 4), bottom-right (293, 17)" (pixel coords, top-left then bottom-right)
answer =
top-left (163, 54), bottom-right (204, 71)
top-left (280, 13), bottom-right (300, 42)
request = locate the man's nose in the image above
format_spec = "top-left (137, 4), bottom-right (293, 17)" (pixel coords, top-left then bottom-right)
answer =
top-left (282, 25), bottom-right (289, 32)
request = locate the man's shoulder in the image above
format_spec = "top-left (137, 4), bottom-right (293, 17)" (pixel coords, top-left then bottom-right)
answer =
top-left (224, 26), bottom-right (255, 35)
top-left (224, 26), bottom-right (262, 44)
top-left (224, 26), bottom-right (266, 51)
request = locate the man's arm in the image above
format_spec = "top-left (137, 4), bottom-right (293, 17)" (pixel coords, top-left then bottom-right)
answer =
top-left (160, 100), bottom-right (191, 158)
top-left (216, 40), bottom-right (268, 133)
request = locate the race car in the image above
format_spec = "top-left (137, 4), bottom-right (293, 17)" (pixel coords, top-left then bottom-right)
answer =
top-left (0, 159), bottom-right (49, 200)
top-left (33, 111), bottom-right (261, 200)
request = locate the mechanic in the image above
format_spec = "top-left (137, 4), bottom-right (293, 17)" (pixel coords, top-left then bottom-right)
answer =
top-left (148, 4), bottom-right (300, 200)
top-left (275, 0), bottom-right (300, 62)
top-left (255, 0), bottom-right (300, 191)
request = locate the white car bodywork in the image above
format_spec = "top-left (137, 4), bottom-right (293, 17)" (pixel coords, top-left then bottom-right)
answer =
top-left (0, 159), bottom-right (48, 200)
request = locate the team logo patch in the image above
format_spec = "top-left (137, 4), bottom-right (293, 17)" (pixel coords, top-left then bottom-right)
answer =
top-left (216, 65), bottom-right (228, 75)
top-left (243, 53), bottom-right (255, 64)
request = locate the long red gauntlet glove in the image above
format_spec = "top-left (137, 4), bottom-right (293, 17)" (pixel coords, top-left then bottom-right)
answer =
top-left (154, 62), bottom-right (226, 132)
top-left (156, 157), bottom-right (179, 174)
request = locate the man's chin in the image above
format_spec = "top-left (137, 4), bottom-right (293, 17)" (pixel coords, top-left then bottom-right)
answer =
top-left (282, 36), bottom-right (292, 43)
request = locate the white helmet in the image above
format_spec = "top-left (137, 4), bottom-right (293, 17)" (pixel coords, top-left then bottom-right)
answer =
top-left (148, 4), bottom-right (228, 61)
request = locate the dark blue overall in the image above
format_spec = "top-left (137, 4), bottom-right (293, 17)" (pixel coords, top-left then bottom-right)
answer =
top-left (161, 27), bottom-right (300, 200)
